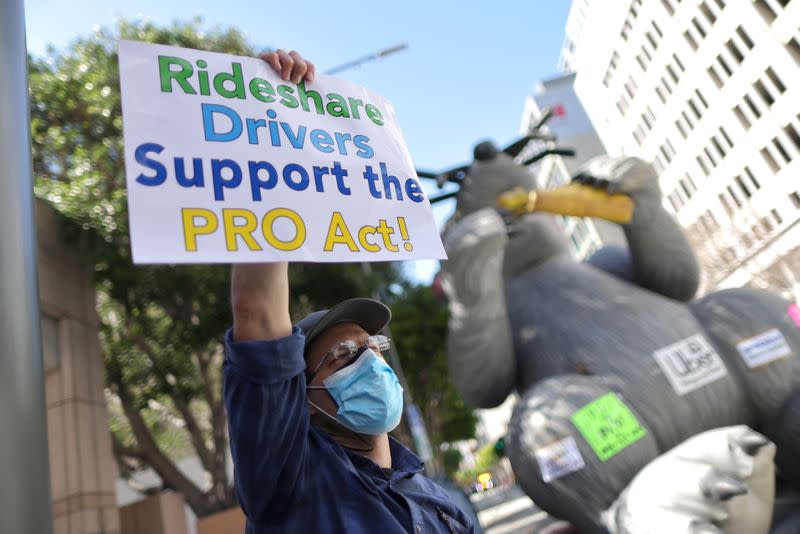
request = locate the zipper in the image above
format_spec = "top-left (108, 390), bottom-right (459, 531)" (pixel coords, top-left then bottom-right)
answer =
top-left (436, 506), bottom-right (458, 534)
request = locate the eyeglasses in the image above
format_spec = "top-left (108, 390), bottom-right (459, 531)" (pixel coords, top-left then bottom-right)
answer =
top-left (309, 335), bottom-right (391, 376)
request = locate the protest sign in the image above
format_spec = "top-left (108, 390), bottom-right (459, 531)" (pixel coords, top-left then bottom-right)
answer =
top-left (118, 41), bottom-right (446, 263)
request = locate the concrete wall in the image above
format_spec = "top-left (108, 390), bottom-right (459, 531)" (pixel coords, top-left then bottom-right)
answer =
top-left (37, 200), bottom-right (120, 534)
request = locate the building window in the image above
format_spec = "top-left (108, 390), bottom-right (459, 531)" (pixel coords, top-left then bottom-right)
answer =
top-left (667, 64), bottom-right (679, 83)
top-left (719, 193), bottom-right (734, 215)
top-left (708, 66), bottom-right (723, 88)
top-left (692, 17), bottom-right (707, 38)
top-left (736, 26), bottom-right (754, 49)
top-left (727, 185), bottom-right (743, 207)
top-left (726, 38), bottom-right (745, 63)
top-left (617, 95), bottom-right (630, 115)
top-left (719, 127), bottom-right (734, 149)
top-left (734, 175), bottom-right (752, 198)
top-left (673, 53), bottom-right (685, 72)
top-left (714, 0), bottom-right (726, 8)
top-left (646, 31), bottom-right (659, 50)
top-left (744, 166), bottom-right (760, 189)
top-left (624, 76), bottom-right (638, 98)
top-left (765, 67), bottom-right (786, 93)
top-left (695, 89), bottom-right (709, 109)
top-left (682, 110), bottom-right (694, 129)
top-left (784, 123), bottom-right (800, 151)
top-left (657, 86), bottom-right (668, 104)
top-left (662, 76), bottom-right (673, 94)
top-left (753, 0), bottom-right (778, 23)
top-left (697, 155), bottom-right (710, 176)
top-left (773, 137), bottom-right (792, 163)
top-left (633, 126), bottom-right (645, 146)
top-left (684, 30), bottom-right (699, 50)
top-left (786, 36), bottom-right (800, 67)
top-left (771, 208), bottom-right (783, 225)
top-left (711, 136), bottom-right (726, 158)
top-left (790, 191), bottom-right (800, 209)
top-left (716, 54), bottom-right (733, 77)
top-left (684, 174), bottom-right (698, 194)
top-left (676, 119), bottom-right (688, 139)
top-left (733, 105), bottom-right (750, 129)
top-left (761, 147), bottom-right (780, 172)
top-left (680, 178), bottom-right (694, 199)
top-left (704, 147), bottom-right (718, 167)
top-left (660, 145), bottom-right (672, 163)
top-left (754, 79), bottom-right (775, 106)
top-left (688, 98), bottom-right (702, 120)
top-left (662, 0), bottom-right (676, 15)
top-left (700, 1), bottom-right (717, 24)
top-left (743, 93), bottom-right (761, 118)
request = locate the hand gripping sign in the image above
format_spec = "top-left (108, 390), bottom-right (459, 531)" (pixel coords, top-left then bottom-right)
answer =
top-left (118, 41), bottom-right (446, 263)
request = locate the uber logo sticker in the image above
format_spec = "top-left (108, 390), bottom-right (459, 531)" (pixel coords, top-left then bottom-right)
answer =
top-left (736, 328), bottom-right (791, 368)
top-left (653, 335), bottom-right (728, 395)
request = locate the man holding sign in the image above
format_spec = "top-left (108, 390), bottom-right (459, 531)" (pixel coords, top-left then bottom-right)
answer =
top-left (119, 45), bottom-right (469, 532)
top-left (222, 49), bottom-right (475, 534)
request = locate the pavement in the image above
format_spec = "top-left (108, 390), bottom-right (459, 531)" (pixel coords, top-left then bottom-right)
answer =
top-left (470, 484), bottom-right (566, 534)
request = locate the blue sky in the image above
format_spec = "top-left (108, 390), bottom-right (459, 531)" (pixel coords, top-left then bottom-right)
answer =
top-left (24, 0), bottom-right (571, 282)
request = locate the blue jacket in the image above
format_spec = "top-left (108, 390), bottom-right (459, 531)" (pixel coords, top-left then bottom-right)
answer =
top-left (224, 327), bottom-right (476, 533)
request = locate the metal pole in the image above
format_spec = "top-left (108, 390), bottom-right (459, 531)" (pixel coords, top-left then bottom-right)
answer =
top-left (325, 43), bottom-right (408, 75)
top-left (0, 1), bottom-right (54, 532)
top-left (362, 263), bottom-right (436, 473)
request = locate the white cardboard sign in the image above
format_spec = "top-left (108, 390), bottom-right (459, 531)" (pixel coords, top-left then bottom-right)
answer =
top-left (652, 334), bottom-right (728, 396)
top-left (118, 41), bottom-right (446, 264)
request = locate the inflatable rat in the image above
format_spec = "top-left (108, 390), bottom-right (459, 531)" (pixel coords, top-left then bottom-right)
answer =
top-left (435, 142), bottom-right (800, 532)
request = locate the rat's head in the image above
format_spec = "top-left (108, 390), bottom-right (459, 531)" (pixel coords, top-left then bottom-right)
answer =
top-left (455, 140), bottom-right (539, 218)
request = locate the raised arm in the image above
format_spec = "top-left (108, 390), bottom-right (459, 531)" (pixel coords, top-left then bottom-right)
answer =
top-left (224, 51), bottom-right (316, 525)
top-left (577, 156), bottom-right (700, 301)
top-left (231, 262), bottom-right (292, 341)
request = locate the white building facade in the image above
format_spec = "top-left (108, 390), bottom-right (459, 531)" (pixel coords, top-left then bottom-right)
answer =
top-left (566, 0), bottom-right (800, 297)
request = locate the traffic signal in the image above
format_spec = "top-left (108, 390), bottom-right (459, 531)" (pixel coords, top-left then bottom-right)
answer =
top-left (494, 436), bottom-right (506, 458)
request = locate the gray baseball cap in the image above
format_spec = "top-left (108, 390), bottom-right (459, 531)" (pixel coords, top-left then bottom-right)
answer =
top-left (296, 297), bottom-right (391, 354)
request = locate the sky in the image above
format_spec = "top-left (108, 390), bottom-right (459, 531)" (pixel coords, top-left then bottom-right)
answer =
top-left (24, 0), bottom-right (572, 282)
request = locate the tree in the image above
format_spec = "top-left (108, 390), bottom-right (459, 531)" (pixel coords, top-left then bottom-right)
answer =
top-left (30, 18), bottom-right (397, 517)
top-left (685, 210), bottom-right (800, 300)
top-left (386, 282), bottom-right (478, 471)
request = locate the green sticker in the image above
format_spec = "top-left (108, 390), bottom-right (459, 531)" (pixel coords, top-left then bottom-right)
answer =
top-left (571, 393), bottom-right (646, 462)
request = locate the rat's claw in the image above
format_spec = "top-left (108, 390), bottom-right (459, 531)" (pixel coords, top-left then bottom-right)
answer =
top-left (730, 429), bottom-right (770, 457)
top-left (689, 520), bottom-right (724, 534)
top-left (701, 472), bottom-right (748, 501)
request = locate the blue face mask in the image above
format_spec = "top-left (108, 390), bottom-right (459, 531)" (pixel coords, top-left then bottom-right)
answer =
top-left (307, 349), bottom-right (404, 435)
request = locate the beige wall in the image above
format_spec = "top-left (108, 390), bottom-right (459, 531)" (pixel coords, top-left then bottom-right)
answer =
top-left (37, 200), bottom-right (120, 534)
top-left (119, 492), bottom-right (188, 534)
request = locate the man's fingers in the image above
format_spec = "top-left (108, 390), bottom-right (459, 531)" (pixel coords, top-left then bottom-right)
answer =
top-left (260, 51), bottom-right (282, 75)
top-left (305, 60), bottom-right (316, 83)
top-left (260, 49), bottom-right (315, 84)
top-left (288, 51), bottom-right (307, 84)
top-left (275, 49), bottom-right (294, 81)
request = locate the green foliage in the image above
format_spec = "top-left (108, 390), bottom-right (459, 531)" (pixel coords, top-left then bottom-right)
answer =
top-left (387, 283), bottom-right (477, 467)
top-left (455, 443), bottom-right (499, 486)
top-left (442, 447), bottom-right (463, 477)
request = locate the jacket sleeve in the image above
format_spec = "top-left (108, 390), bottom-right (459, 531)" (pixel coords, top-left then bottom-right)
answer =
top-left (223, 327), bottom-right (312, 522)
